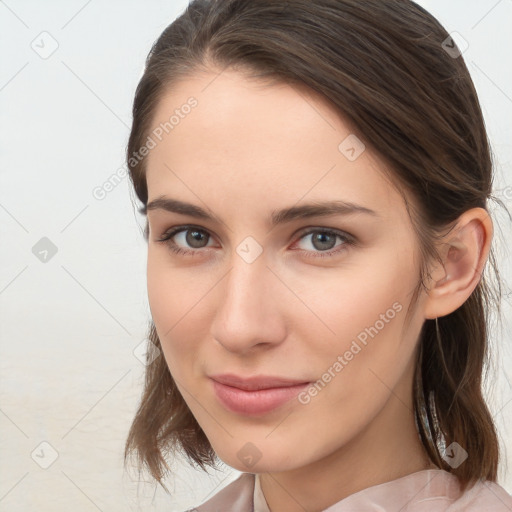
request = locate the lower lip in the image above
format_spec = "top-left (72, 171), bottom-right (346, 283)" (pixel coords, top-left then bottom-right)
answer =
top-left (212, 380), bottom-right (310, 416)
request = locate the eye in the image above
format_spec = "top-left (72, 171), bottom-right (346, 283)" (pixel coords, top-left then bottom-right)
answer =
top-left (292, 228), bottom-right (354, 258)
top-left (156, 226), bottom-right (215, 256)
top-left (156, 225), bottom-right (355, 259)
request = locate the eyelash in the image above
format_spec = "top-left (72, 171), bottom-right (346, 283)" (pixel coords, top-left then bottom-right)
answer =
top-left (155, 225), bottom-right (356, 259)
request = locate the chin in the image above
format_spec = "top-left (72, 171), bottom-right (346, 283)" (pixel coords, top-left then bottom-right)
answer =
top-left (213, 442), bottom-right (303, 474)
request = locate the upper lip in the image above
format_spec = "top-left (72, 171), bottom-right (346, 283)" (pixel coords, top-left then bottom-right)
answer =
top-left (209, 373), bottom-right (310, 391)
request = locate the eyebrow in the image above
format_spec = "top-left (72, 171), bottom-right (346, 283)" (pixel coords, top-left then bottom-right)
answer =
top-left (142, 196), bottom-right (378, 227)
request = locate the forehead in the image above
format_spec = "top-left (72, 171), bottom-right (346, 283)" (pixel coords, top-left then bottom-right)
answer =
top-left (145, 68), bottom-right (403, 219)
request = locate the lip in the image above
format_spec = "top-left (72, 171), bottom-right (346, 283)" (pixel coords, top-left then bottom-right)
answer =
top-left (210, 374), bottom-right (310, 416)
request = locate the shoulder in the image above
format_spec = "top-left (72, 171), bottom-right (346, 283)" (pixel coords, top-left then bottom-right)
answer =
top-left (184, 472), bottom-right (255, 512)
top-left (448, 479), bottom-right (512, 511)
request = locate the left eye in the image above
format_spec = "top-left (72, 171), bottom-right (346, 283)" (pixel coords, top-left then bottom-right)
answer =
top-left (294, 229), bottom-right (351, 254)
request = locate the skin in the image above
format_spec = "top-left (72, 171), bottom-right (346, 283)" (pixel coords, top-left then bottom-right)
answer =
top-left (144, 67), bottom-right (493, 511)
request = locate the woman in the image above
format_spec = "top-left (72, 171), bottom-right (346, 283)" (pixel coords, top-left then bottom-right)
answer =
top-left (124, 0), bottom-right (512, 509)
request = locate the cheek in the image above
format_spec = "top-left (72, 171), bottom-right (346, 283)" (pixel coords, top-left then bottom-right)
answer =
top-left (290, 244), bottom-right (419, 397)
top-left (147, 256), bottom-right (175, 335)
top-left (147, 237), bottom-right (419, 382)
top-left (293, 244), bottom-right (416, 344)
top-left (146, 252), bottom-right (217, 378)
top-left (146, 255), bottom-right (194, 370)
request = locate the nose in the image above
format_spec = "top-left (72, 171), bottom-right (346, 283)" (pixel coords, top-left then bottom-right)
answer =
top-left (210, 252), bottom-right (287, 355)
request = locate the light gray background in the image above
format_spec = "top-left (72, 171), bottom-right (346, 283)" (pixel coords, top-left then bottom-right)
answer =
top-left (0, 1), bottom-right (511, 510)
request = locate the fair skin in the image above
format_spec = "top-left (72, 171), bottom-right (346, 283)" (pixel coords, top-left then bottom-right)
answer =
top-left (144, 67), bottom-right (492, 511)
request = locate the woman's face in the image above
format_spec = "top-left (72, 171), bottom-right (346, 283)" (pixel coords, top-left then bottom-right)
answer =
top-left (145, 68), bottom-right (430, 473)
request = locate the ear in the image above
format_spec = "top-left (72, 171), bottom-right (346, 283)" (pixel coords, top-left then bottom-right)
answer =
top-left (423, 207), bottom-right (493, 320)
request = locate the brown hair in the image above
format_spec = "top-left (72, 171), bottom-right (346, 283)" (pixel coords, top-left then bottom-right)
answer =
top-left (124, 0), bottom-right (508, 493)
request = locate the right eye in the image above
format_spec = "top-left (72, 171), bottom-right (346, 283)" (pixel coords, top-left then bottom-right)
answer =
top-left (156, 225), bottom-right (216, 256)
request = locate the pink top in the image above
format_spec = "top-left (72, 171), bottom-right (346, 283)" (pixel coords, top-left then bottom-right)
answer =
top-left (188, 469), bottom-right (512, 511)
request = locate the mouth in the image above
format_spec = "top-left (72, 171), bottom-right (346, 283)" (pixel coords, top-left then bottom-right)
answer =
top-left (209, 373), bottom-right (311, 416)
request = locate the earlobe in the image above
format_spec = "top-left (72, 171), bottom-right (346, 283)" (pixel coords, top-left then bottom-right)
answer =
top-left (423, 208), bottom-right (493, 320)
